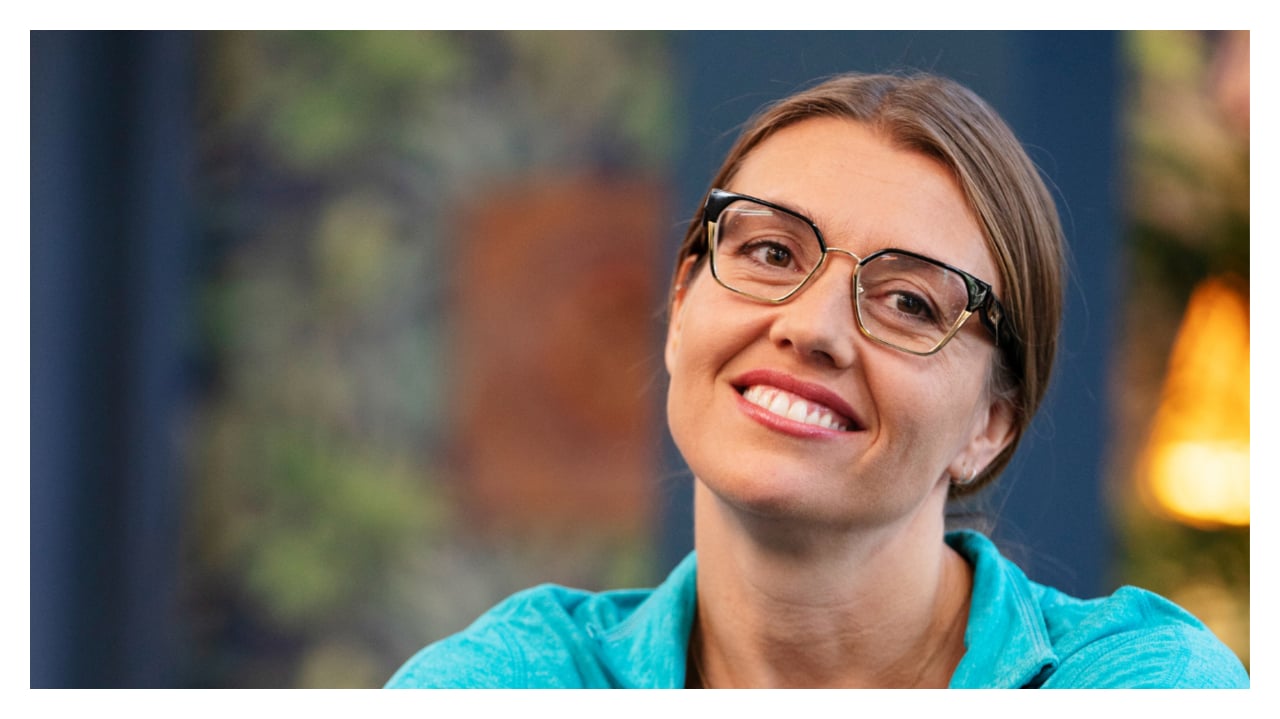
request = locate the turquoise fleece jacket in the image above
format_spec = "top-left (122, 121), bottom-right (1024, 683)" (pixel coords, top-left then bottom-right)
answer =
top-left (386, 531), bottom-right (1248, 688)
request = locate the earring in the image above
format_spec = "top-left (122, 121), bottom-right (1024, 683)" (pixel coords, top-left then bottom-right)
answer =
top-left (954, 465), bottom-right (978, 487)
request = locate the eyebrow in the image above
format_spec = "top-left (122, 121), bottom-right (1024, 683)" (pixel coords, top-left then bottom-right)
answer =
top-left (736, 189), bottom-right (879, 254)
top-left (724, 188), bottom-right (824, 229)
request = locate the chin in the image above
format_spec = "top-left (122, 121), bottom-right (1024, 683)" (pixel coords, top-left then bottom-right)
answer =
top-left (692, 460), bottom-right (943, 537)
top-left (695, 469), bottom-right (853, 527)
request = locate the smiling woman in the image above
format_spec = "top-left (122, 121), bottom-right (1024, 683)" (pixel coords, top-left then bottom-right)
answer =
top-left (385, 72), bottom-right (1248, 689)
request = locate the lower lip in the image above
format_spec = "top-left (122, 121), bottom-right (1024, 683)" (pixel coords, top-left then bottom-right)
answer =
top-left (734, 391), bottom-right (852, 439)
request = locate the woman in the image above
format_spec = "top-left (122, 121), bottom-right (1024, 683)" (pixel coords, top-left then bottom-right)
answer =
top-left (386, 72), bottom-right (1248, 688)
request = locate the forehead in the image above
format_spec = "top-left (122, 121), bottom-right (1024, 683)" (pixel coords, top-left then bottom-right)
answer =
top-left (727, 118), bottom-right (999, 292)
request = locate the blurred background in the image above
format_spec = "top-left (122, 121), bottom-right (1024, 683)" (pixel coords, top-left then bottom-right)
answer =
top-left (30, 30), bottom-right (1248, 688)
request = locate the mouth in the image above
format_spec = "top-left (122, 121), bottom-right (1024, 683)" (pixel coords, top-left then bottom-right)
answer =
top-left (739, 385), bottom-right (855, 431)
top-left (731, 370), bottom-right (863, 433)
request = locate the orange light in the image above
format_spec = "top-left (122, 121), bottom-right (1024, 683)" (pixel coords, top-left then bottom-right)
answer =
top-left (1139, 277), bottom-right (1249, 528)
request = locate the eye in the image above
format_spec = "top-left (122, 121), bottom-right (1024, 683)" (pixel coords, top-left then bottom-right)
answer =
top-left (713, 202), bottom-right (819, 284)
top-left (891, 291), bottom-right (937, 321)
top-left (749, 242), bottom-right (795, 269)
top-left (859, 281), bottom-right (945, 328)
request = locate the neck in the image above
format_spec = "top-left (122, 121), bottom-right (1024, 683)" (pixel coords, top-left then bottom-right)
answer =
top-left (688, 480), bottom-right (972, 688)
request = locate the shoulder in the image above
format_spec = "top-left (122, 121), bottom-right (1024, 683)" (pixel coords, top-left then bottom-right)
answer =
top-left (385, 553), bottom-right (698, 689)
top-left (385, 582), bottom-right (626, 688)
top-left (949, 531), bottom-right (1248, 688)
top-left (1036, 584), bottom-right (1249, 688)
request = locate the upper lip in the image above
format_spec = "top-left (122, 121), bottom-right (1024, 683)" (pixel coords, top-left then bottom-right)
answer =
top-left (730, 368), bottom-right (865, 430)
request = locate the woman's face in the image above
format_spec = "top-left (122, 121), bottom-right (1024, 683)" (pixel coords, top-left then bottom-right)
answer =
top-left (665, 118), bottom-right (1015, 531)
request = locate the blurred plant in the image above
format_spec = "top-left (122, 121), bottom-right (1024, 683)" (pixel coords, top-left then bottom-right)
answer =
top-left (1112, 30), bottom-right (1249, 667)
top-left (185, 31), bottom-right (674, 687)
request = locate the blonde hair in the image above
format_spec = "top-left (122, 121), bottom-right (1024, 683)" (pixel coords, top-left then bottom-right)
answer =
top-left (670, 72), bottom-right (1066, 494)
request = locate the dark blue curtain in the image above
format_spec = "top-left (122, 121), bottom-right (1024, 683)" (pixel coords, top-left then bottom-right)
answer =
top-left (31, 30), bottom-right (196, 688)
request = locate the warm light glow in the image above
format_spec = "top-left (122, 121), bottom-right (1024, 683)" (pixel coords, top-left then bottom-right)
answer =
top-left (1148, 440), bottom-right (1250, 525)
top-left (1139, 277), bottom-right (1249, 528)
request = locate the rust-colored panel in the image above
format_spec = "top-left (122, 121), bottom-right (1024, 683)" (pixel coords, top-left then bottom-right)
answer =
top-left (449, 175), bottom-right (667, 537)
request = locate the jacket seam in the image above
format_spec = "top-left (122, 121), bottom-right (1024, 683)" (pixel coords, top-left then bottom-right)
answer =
top-left (492, 622), bottom-right (530, 687)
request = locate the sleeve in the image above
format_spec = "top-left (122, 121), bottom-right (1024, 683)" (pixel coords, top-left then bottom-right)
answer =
top-left (384, 621), bottom-right (529, 689)
top-left (1041, 588), bottom-right (1249, 689)
top-left (1044, 625), bottom-right (1248, 688)
top-left (384, 584), bottom-right (607, 688)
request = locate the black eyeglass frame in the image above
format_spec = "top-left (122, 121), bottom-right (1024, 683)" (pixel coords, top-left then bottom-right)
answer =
top-left (702, 188), bottom-right (1010, 356)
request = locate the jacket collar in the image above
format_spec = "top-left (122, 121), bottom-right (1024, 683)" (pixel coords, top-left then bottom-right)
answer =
top-left (587, 531), bottom-right (1057, 689)
top-left (947, 530), bottom-right (1059, 688)
top-left (592, 552), bottom-right (698, 688)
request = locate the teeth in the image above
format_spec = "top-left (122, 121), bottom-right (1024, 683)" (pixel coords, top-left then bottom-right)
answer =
top-left (742, 385), bottom-right (851, 431)
top-left (786, 402), bottom-right (809, 423)
top-left (769, 393), bottom-right (790, 416)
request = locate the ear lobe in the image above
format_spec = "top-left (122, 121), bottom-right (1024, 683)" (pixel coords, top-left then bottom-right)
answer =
top-left (665, 257), bottom-right (698, 373)
top-left (949, 396), bottom-right (1018, 481)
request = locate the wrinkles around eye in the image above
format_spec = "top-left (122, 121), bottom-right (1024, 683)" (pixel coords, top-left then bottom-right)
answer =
top-left (738, 240), bottom-right (804, 272)
top-left (863, 288), bottom-right (943, 327)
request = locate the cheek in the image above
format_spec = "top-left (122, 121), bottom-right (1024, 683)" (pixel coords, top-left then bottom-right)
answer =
top-left (869, 351), bottom-right (988, 450)
top-left (665, 282), bottom-right (764, 447)
top-left (666, 287), bottom-right (716, 408)
top-left (668, 278), bottom-right (743, 375)
top-left (668, 320), bottom-right (729, 417)
top-left (665, 324), bottom-right (720, 471)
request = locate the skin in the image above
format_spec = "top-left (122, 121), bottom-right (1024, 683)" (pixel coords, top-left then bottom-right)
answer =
top-left (665, 118), bottom-right (1017, 688)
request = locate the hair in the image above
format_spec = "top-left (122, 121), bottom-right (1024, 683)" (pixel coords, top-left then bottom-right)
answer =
top-left (669, 72), bottom-right (1066, 495)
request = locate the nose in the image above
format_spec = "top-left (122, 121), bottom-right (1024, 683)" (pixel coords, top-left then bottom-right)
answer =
top-left (768, 251), bottom-right (861, 368)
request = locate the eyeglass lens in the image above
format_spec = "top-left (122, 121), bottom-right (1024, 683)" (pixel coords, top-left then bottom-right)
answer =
top-left (711, 198), bottom-right (972, 354)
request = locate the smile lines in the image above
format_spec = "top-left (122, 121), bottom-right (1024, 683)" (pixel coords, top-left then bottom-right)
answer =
top-left (741, 385), bottom-right (854, 432)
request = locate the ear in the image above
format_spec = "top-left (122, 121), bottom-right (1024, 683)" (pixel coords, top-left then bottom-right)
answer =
top-left (947, 395), bottom-right (1017, 482)
top-left (665, 256), bottom-right (699, 374)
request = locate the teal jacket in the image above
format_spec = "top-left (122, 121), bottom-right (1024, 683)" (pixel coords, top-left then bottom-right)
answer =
top-left (386, 531), bottom-right (1248, 688)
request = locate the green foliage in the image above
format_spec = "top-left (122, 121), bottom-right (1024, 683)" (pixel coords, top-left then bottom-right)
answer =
top-left (187, 30), bottom-right (674, 687)
top-left (1125, 31), bottom-right (1249, 299)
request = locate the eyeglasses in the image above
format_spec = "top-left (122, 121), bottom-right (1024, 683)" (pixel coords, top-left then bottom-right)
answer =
top-left (703, 188), bottom-right (1008, 356)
